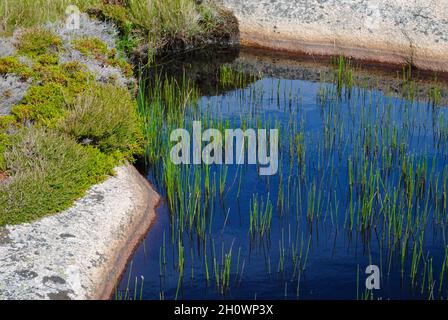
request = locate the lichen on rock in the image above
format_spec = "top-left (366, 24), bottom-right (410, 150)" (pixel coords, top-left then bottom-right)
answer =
top-left (0, 10), bottom-right (141, 227)
top-left (48, 13), bottom-right (119, 50)
top-left (50, 14), bottom-right (134, 88)
top-left (0, 75), bottom-right (31, 115)
top-left (0, 38), bottom-right (16, 58)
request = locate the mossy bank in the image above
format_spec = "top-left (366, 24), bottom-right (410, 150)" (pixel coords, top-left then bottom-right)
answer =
top-left (0, 0), bottom-right (237, 299)
top-left (1, 0), bottom-right (238, 227)
top-left (0, 15), bottom-right (141, 226)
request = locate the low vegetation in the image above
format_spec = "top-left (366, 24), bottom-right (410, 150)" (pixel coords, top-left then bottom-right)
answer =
top-left (0, 0), bottom-right (101, 35)
top-left (1, 0), bottom-right (237, 56)
top-left (16, 27), bottom-right (63, 57)
top-left (127, 0), bottom-right (211, 40)
top-left (93, 0), bottom-right (238, 57)
top-left (60, 83), bottom-right (143, 158)
top-left (0, 0), bottom-right (233, 227)
top-left (0, 127), bottom-right (115, 226)
top-left (0, 8), bottom-right (141, 226)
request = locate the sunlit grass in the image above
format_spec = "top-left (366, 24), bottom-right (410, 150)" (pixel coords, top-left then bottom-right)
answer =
top-left (0, 0), bottom-right (101, 35)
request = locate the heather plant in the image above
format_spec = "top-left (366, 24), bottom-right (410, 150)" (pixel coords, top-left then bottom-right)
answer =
top-left (0, 126), bottom-right (115, 226)
top-left (60, 83), bottom-right (143, 158)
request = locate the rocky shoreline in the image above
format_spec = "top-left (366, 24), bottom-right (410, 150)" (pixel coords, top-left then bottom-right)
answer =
top-left (222, 0), bottom-right (448, 72)
top-left (0, 165), bottom-right (160, 300)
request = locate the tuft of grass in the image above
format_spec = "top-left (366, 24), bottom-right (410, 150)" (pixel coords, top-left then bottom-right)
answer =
top-left (59, 83), bottom-right (143, 158)
top-left (127, 0), bottom-right (201, 41)
top-left (0, 56), bottom-right (33, 79)
top-left (249, 194), bottom-right (273, 239)
top-left (125, 0), bottom-right (232, 51)
top-left (0, 0), bottom-right (101, 35)
top-left (0, 135), bottom-right (9, 172)
top-left (0, 115), bottom-right (16, 171)
top-left (0, 126), bottom-right (115, 226)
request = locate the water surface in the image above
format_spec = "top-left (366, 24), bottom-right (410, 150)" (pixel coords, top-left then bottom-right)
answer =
top-left (117, 50), bottom-right (448, 300)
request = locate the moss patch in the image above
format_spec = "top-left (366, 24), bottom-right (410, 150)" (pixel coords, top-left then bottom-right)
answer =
top-left (72, 37), bottom-right (133, 77)
top-left (16, 28), bottom-right (62, 57)
top-left (12, 83), bottom-right (67, 126)
top-left (73, 37), bottom-right (109, 58)
top-left (0, 21), bottom-right (142, 226)
top-left (0, 56), bottom-right (33, 79)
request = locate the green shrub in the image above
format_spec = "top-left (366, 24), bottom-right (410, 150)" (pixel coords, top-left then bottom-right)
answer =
top-left (0, 55), bottom-right (92, 89)
top-left (17, 27), bottom-right (62, 57)
top-left (34, 53), bottom-right (60, 66)
top-left (0, 126), bottom-right (115, 226)
top-left (11, 61), bottom-right (93, 126)
top-left (12, 83), bottom-right (67, 126)
top-left (60, 83), bottom-right (143, 157)
top-left (32, 61), bottom-right (93, 92)
top-left (0, 56), bottom-right (33, 79)
top-left (0, 114), bottom-right (15, 129)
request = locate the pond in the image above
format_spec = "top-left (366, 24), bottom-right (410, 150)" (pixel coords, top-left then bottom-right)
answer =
top-left (116, 48), bottom-right (448, 300)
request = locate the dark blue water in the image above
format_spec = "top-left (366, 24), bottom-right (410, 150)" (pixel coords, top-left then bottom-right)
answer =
top-left (118, 61), bottom-right (448, 300)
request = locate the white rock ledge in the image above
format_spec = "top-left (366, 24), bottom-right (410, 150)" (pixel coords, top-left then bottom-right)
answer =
top-left (223, 0), bottom-right (448, 72)
top-left (0, 165), bottom-right (160, 300)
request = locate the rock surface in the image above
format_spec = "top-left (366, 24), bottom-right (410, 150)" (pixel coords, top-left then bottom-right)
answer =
top-left (0, 165), bottom-right (160, 300)
top-left (222, 0), bottom-right (448, 71)
top-left (0, 75), bottom-right (31, 115)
